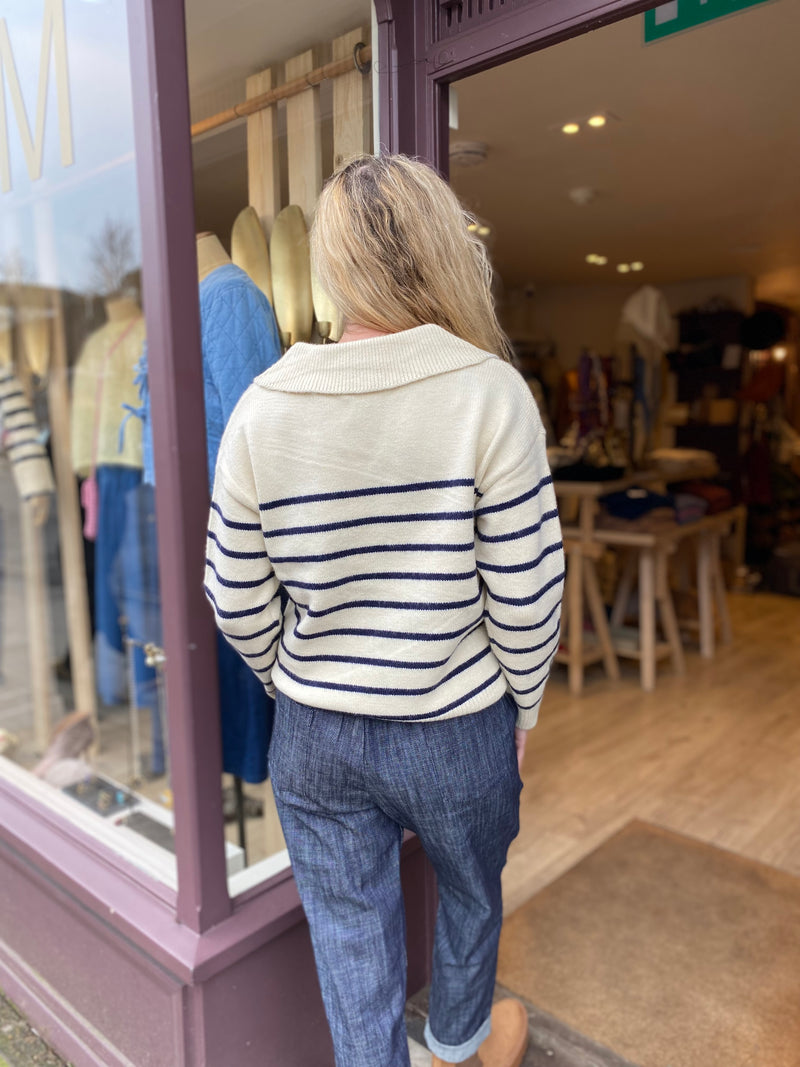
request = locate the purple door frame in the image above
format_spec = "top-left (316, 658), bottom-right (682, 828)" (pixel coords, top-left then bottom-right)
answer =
top-left (0, 0), bottom-right (662, 1064)
top-left (375, 0), bottom-right (662, 172)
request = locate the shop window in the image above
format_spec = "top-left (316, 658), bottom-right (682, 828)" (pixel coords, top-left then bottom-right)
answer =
top-left (0, 0), bottom-right (188, 884)
top-left (184, 0), bottom-right (376, 894)
top-left (1, 0), bottom-right (378, 896)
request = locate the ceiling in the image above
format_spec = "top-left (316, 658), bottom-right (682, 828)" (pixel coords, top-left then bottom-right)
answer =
top-left (449, 0), bottom-right (800, 307)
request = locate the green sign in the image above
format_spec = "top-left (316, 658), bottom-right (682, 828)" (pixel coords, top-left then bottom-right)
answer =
top-left (645, 0), bottom-right (774, 42)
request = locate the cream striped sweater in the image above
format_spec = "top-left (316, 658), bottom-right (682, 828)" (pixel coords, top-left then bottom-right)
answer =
top-left (204, 325), bottom-right (564, 729)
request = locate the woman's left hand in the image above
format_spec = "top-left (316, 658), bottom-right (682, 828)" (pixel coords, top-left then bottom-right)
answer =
top-left (514, 727), bottom-right (529, 776)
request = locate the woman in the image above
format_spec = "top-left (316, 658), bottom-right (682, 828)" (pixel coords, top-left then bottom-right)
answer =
top-left (204, 154), bottom-right (564, 1067)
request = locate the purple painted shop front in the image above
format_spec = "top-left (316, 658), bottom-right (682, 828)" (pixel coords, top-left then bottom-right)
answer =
top-left (0, 0), bottom-right (657, 1063)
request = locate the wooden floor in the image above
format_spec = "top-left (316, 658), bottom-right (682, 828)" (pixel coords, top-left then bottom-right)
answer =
top-left (504, 590), bottom-right (800, 916)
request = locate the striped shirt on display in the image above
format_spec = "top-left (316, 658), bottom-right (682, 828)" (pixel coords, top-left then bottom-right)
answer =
top-left (0, 365), bottom-right (54, 500)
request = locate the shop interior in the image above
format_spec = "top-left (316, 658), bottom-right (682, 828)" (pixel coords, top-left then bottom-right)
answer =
top-left (442, 4), bottom-right (800, 1064)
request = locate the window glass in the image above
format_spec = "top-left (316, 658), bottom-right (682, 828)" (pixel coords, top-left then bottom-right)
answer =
top-left (184, 0), bottom-right (375, 893)
top-left (0, 0), bottom-right (182, 886)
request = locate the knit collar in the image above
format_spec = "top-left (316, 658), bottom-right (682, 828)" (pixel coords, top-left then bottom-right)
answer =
top-left (253, 324), bottom-right (496, 395)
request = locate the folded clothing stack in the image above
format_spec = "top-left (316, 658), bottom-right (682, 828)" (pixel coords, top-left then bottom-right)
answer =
top-left (597, 486), bottom-right (677, 533)
top-left (601, 486), bottom-right (675, 520)
top-left (673, 493), bottom-right (708, 525)
top-left (670, 480), bottom-right (732, 514)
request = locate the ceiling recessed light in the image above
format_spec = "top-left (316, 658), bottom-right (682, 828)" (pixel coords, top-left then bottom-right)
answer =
top-left (562, 123), bottom-right (580, 135)
top-left (617, 263), bottom-right (631, 273)
top-left (588, 114), bottom-right (607, 128)
top-left (773, 346), bottom-right (788, 361)
top-left (586, 254), bottom-right (608, 266)
top-left (477, 225), bottom-right (491, 238)
top-left (467, 222), bottom-right (478, 233)
top-left (586, 254), bottom-right (599, 264)
top-left (631, 261), bottom-right (644, 271)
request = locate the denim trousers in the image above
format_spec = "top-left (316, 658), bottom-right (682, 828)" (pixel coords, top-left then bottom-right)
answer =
top-left (269, 691), bottom-right (522, 1067)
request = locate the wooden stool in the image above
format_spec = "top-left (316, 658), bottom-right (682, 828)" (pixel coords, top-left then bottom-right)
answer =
top-left (594, 529), bottom-right (686, 691)
top-left (555, 536), bottom-right (620, 695)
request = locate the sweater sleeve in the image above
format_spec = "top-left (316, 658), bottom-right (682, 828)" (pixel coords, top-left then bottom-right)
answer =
top-left (475, 429), bottom-right (564, 730)
top-left (204, 440), bottom-right (282, 696)
top-left (0, 367), bottom-right (55, 499)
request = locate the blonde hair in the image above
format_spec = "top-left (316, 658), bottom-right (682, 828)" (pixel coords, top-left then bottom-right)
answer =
top-left (311, 154), bottom-right (510, 359)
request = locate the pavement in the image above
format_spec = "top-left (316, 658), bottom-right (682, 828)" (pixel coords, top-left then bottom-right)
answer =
top-left (0, 995), bottom-right (69, 1067)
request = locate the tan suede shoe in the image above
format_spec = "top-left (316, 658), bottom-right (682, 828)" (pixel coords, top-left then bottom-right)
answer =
top-left (431, 998), bottom-right (529, 1067)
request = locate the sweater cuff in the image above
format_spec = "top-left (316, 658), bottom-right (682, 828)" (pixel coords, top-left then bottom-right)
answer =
top-left (514, 704), bottom-right (540, 731)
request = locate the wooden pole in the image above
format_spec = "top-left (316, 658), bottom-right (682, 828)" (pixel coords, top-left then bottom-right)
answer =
top-left (48, 293), bottom-right (98, 744)
top-left (191, 46), bottom-right (371, 140)
top-left (20, 501), bottom-right (51, 753)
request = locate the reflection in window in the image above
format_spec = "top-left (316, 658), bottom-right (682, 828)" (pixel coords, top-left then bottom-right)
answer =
top-left (0, 0), bottom-right (181, 884)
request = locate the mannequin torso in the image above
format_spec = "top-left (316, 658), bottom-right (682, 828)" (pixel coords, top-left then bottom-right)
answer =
top-left (197, 233), bottom-right (231, 282)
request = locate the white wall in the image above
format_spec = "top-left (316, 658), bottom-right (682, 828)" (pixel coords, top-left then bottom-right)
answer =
top-left (501, 275), bottom-right (754, 369)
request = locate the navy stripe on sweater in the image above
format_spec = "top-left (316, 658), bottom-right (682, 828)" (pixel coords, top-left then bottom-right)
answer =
top-left (205, 558), bottom-right (274, 590)
top-left (280, 618), bottom-right (484, 671)
top-left (263, 509), bottom-right (474, 539)
top-left (477, 541), bottom-right (563, 574)
top-left (276, 645), bottom-right (491, 698)
top-left (210, 501), bottom-right (261, 531)
top-left (476, 508), bottom-right (560, 544)
top-left (486, 569), bottom-right (565, 607)
top-left (508, 672), bottom-right (549, 698)
top-left (490, 618), bottom-right (562, 656)
top-left (220, 619), bottom-right (280, 644)
top-left (501, 641), bottom-right (560, 677)
top-left (281, 567), bottom-right (477, 592)
top-left (289, 612), bottom-right (485, 644)
top-left (204, 585), bottom-right (280, 619)
top-left (484, 597), bottom-right (561, 634)
top-left (207, 530), bottom-right (269, 561)
top-left (239, 631), bottom-right (281, 660)
top-left (362, 668), bottom-right (504, 721)
top-left (474, 474), bottom-right (553, 517)
top-left (269, 541), bottom-right (474, 564)
top-left (260, 478), bottom-right (474, 511)
top-left (296, 589), bottom-right (483, 619)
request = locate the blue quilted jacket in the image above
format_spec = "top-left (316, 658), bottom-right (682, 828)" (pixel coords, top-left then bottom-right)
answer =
top-left (138, 262), bottom-right (281, 488)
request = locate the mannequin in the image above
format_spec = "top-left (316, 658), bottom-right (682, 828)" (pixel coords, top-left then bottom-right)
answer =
top-left (70, 295), bottom-right (164, 774)
top-left (196, 231), bottom-right (231, 281)
top-left (105, 295), bottom-right (141, 323)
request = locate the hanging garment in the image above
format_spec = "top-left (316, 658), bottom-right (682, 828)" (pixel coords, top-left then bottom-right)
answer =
top-left (94, 466), bottom-right (165, 771)
top-left (71, 316), bottom-right (145, 477)
top-left (0, 365), bottom-right (54, 499)
top-left (132, 263), bottom-right (281, 781)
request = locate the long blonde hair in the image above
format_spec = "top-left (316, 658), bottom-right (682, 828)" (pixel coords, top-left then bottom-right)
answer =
top-left (311, 154), bottom-right (510, 359)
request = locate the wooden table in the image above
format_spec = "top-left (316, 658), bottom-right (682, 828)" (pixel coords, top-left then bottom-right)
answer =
top-left (593, 506), bottom-right (746, 689)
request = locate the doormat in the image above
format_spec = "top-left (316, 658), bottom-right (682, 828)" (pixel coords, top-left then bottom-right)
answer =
top-left (497, 821), bottom-right (800, 1067)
